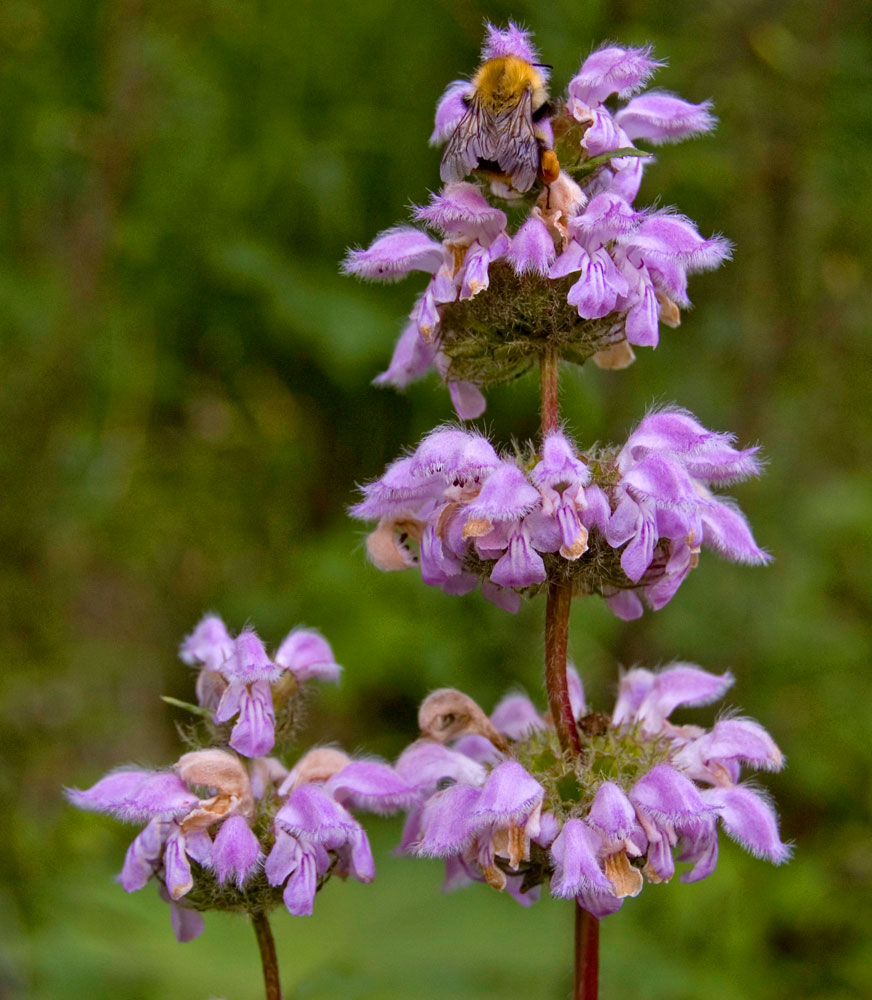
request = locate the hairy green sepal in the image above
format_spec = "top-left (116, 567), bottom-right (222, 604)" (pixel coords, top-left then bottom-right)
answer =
top-left (438, 264), bottom-right (625, 388)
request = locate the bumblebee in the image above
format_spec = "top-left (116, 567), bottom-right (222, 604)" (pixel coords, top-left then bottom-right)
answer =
top-left (441, 55), bottom-right (559, 193)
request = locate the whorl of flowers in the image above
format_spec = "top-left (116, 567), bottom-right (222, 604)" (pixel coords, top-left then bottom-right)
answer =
top-left (66, 619), bottom-right (416, 941)
top-left (178, 615), bottom-right (343, 759)
top-left (351, 409), bottom-right (768, 617)
top-left (343, 25), bottom-right (727, 418)
top-left (395, 664), bottom-right (789, 916)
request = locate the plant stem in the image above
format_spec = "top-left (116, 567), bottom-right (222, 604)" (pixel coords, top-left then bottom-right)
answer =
top-left (540, 346), bottom-right (581, 757)
top-left (251, 910), bottom-right (282, 1000)
top-left (540, 345), bottom-right (560, 436)
top-left (574, 905), bottom-right (600, 1000)
top-left (541, 344), bottom-right (591, 990)
top-left (544, 578), bottom-right (582, 756)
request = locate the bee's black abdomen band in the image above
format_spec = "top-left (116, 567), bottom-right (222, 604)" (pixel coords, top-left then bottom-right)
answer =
top-left (532, 100), bottom-right (553, 123)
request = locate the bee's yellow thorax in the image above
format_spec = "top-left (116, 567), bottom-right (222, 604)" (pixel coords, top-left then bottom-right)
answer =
top-left (473, 56), bottom-right (547, 115)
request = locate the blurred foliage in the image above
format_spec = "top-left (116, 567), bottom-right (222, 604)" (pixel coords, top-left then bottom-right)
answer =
top-left (1, 0), bottom-right (870, 997)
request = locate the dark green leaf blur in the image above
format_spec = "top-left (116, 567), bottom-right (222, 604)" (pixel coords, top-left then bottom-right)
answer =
top-left (2, 1), bottom-right (870, 997)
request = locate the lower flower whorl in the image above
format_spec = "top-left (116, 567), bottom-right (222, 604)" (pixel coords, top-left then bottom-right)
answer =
top-left (395, 664), bottom-right (789, 917)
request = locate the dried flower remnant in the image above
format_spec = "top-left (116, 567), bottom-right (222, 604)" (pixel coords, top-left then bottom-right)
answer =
top-left (418, 687), bottom-right (510, 752)
top-left (351, 410), bottom-right (768, 616)
top-left (396, 665), bottom-right (789, 917)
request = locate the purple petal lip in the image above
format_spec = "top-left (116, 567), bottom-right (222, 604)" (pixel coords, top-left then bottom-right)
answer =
top-left (446, 379), bottom-right (487, 420)
top-left (550, 818), bottom-right (613, 896)
top-left (343, 227), bottom-right (445, 281)
top-left (488, 530), bottom-right (547, 588)
top-left (341, 826), bottom-right (376, 883)
top-left (275, 628), bottom-right (341, 683)
top-left (67, 769), bottom-right (198, 822)
top-left (265, 828), bottom-right (302, 887)
top-left (570, 194), bottom-right (642, 240)
top-left (508, 217), bottom-right (556, 276)
top-left (628, 213), bottom-right (732, 270)
top-left (615, 92), bottom-right (715, 143)
top-left (324, 761), bottom-right (419, 814)
top-left (120, 818), bottom-right (168, 892)
top-left (472, 761), bottom-right (544, 823)
top-left (535, 811), bottom-right (561, 848)
top-left (431, 80), bottom-right (473, 145)
top-left (606, 588), bottom-right (644, 622)
top-left (395, 740), bottom-right (488, 793)
top-left (227, 681), bottom-right (276, 759)
top-left (275, 785), bottom-right (359, 843)
top-left (414, 183), bottom-right (507, 241)
top-left (634, 664), bottom-right (735, 729)
top-left (179, 614), bottom-right (233, 671)
top-left (452, 734), bottom-right (504, 766)
top-left (549, 240), bottom-right (588, 279)
top-left (587, 781), bottom-right (638, 841)
top-left (490, 693), bottom-right (544, 740)
top-left (481, 21), bottom-right (542, 69)
top-left (566, 665), bottom-right (586, 718)
top-left (631, 764), bottom-right (712, 824)
top-left (409, 427), bottom-right (500, 483)
top-left (576, 889), bottom-right (624, 920)
top-left (622, 409), bottom-right (762, 483)
top-left (481, 580), bottom-right (522, 614)
top-left (182, 828), bottom-right (212, 868)
top-left (578, 107), bottom-right (623, 157)
top-left (163, 830), bottom-right (194, 900)
top-left (696, 718), bottom-right (784, 771)
top-left (415, 783), bottom-right (481, 857)
top-left (222, 631), bottom-right (279, 683)
top-left (282, 851), bottom-right (318, 916)
top-left (464, 465), bottom-right (540, 521)
top-left (374, 315), bottom-right (437, 389)
top-left (211, 815), bottom-right (261, 887)
top-left (704, 785), bottom-right (791, 864)
top-left (531, 431), bottom-right (590, 489)
top-left (169, 900), bottom-right (205, 943)
top-left (676, 817), bottom-right (719, 884)
top-left (569, 44), bottom-right (663, 106)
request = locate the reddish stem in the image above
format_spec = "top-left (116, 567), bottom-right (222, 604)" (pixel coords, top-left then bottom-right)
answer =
top-left (574, 905), bottom-right (600, 1000)
top-left (540, 346), bottom-right (581, 757)
top-left (540, 346), bottom-right (560, 436)
top-left (251, 910), bottom-right (282, 1000)
top-left (541, 335), bottom-right (591, 991)
top-left (544, 578), bottom-right (582, 757)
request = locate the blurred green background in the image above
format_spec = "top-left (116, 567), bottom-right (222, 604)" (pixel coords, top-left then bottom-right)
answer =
top-left (2, 0), bottom-right (870, 997)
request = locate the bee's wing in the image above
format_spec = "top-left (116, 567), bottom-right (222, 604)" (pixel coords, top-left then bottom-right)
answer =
top-left (493, 87), bottom-right (539, 192)
top-left (440, 95), bottom-right (500, 185)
